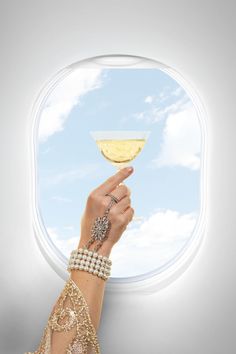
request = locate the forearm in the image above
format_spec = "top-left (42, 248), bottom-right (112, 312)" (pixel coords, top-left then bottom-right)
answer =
top-left (70, 240), bottom-right (113, 330)
top-left (29, 274), bottom-right (101, 354)
top-left (49, 240), bottom-right (113, 354)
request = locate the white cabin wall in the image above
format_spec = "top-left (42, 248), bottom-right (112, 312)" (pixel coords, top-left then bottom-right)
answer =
top-left (0, 1), bottom-right (235, 353)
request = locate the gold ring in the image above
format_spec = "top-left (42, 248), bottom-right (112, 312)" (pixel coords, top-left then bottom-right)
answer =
top-left (105, 193), bottom-right (119, 203)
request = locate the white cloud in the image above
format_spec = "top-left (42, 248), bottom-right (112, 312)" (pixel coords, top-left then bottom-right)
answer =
top-left (152, 106), bottom-right (201, 170)
top-left (111, 209), bottom-right (197, 277)
top-left (42, 163), bottom-right (101, 185)
top-left (46, 209), bottom-right (197, 278)
top-left (40, 146), bottom-right (53, 154)
top-left (144, 95), bottom-right (154, 103)
top-left (63, 226), bottom-right (75, 231)
top-left (38, 68), bottom-right (103, 143)
top-left (172, 86), bottom-right (184, 97)
top-left (133, 88), bottom-right (189, 124)
top-left (153, 95), bottom-right (189, 122)
top-left (47, 227), bottom-right (79, 258)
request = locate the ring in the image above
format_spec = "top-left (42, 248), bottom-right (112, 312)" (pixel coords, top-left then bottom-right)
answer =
top-left (105, 193), bottom-right (119, 204)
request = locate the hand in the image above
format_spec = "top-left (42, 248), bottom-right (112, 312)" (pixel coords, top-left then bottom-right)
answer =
top-left (78, 166), bottom-right (134, 255)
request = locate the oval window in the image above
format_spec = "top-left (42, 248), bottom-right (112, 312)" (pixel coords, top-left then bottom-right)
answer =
top-left (32, 55), bottom-right (206, 289)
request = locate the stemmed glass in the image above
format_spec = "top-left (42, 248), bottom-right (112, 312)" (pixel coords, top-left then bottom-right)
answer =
top-left (90, 130), bottom-right (150, 221)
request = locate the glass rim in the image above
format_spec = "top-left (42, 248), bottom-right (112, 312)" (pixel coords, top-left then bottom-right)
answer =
top-left (89, 130), bottom-right (151, 139)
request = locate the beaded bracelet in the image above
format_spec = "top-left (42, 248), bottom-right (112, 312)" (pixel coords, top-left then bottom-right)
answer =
top-left (67, 248), bottom-right (112, 281)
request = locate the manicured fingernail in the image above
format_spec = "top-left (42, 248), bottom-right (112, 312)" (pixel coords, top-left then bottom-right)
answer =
top-left (126, 166), bottom-right (133, 173)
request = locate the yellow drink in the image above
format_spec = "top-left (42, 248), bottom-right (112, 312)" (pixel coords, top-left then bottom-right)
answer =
top-left (96, 139), bottom-right (146, 168)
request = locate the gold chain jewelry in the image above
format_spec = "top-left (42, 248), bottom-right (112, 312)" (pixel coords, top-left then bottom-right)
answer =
top-left (84, 194), bottom-right (118, 252)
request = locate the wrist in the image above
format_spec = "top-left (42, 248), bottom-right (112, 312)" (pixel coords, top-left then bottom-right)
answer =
top-left (97, 241), bottom-right (113, 257)
top-left (77, 239), bottom-right (114, 257)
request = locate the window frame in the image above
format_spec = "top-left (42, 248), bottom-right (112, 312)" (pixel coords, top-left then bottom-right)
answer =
top-left (30, 54), bottom-right (208, 293)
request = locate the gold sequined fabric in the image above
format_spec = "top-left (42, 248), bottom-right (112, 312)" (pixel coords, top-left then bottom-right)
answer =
top-left (25, 278), bottom-right (100, 354)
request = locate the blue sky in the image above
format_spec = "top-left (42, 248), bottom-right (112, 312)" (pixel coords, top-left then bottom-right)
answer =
top-left (38, 67), bottom-right (201, 278)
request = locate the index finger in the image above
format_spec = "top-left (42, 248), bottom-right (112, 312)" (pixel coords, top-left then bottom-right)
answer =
top-left (95, 166), bottom-right (134, 195)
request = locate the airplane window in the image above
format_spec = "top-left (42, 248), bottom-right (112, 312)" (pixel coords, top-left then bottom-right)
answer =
top-left (33, 55), bottom-right (206, 286)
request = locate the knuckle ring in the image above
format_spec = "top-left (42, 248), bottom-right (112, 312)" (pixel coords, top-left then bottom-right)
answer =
top-left (105, 193), bottom-right (119, 204)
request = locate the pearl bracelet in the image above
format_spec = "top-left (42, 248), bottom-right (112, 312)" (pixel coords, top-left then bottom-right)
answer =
top-left (67, 248), bottom-right (112, 281)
